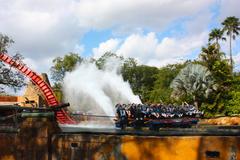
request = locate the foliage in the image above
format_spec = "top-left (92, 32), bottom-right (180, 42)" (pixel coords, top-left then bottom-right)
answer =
top-left (200, 17), bottom-right (240, 116)
top-left (208, 28), bottom-right (226, 47)
top-left (148, 63), bottom-right (186, 104)
top-left (224, 91), bottom-right (240, 115)
top-left (170, 64), bottom-right (216, 108)
top-left (121, 62), bottom-right (159, 102)
top-left (223, 76), bottom-right (240, 115)
top-left (199, 43), bottom-right (232, 114)
top-left (50, 53), bottom-right (83, 83)
top-left (222, 16), bottom-right (240, 40)
top-left (199, 44), bottom-right (231, 83)
top-left (0, 33), bottom-right (26, 93)
top-left (121, 58), bottom-right (138, 85)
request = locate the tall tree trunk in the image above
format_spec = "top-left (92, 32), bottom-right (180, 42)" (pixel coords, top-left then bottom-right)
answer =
top-left (230, 32), bottom-right (233, 74)
top-left (216, 39), bottom-right (219, 50)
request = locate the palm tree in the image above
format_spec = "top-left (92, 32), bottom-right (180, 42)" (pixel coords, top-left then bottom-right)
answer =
top-left (208, 28), bottom-right (226, 48)
top-left (222, 16), bottom-right (240, 72)
top-left (170, 64), bottom-right (217, 109)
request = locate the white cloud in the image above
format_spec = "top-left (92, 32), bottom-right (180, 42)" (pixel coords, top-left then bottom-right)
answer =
top-left (117, 32), bottom-right (158, 61)
top-left (146, 58), bottom-right (183, 67)
top-left (185, 9), bottom-right (213, 34)
top-left (23, 57), bottom-right (53, 75)
top-left (74, 0), bottom-right (214, 31)
top-left (219, 0), bottom-right (240, 21)
top-left (155, 32), bottom-right (207, 59)
top-left (1, 0), bottom-right (214, 61)
top-left (93, 39), bottom-right (120, 58)
top-left (92, 32), bottom-right (208, 67)
top-left (1, 0), bottom-right (239, 74)
top-left (0, 0), bottom-right (86, 59)
top-left (73, 44), bottom-right (85, 55)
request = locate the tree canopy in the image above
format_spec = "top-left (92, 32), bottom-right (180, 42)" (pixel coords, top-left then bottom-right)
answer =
top-left (170, 64), bottom-right (216, 108)
top-left (208, 28), bottom-right (226, 48)
top-left (50, 53), bottom-right (83, 83)
top-left (0, 33), bottom-right (26, 93)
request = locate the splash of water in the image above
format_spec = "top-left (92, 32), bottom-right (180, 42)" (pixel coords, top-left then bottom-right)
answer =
top-left (63, 59), bottom-right (141, 117)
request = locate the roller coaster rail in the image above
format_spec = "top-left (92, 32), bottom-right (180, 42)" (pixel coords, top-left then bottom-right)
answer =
top-left (0, 53), bottom-right (77, 124)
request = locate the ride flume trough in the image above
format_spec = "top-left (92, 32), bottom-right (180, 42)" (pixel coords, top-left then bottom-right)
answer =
top-left (0, 53), bottom-right (77, 124)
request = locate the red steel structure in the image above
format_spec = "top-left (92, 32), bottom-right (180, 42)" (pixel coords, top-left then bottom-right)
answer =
top-left (0, 53), bottom-right (76, 124)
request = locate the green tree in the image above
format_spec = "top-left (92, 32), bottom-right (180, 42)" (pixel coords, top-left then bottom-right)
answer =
top-left (121, 57), bottom-right (138, 84)
top-left (200, 44), bottom-right (224, 68)
top-left (50, 53), bottom-right (83, 83)
top-left (170, 64), bottom-right (217, 109)
top-left (199, 44), bottom-right (231, 96)
top-left (199, 38), bottom-right (233, 115)
top-left (0, 33), bottom-right (26, 93)
top-left (222, 16), bottom-right (240, 72)
top-left (148, 63), bottom-right (186, 104)
top-left (208, 28), bottom-right (226, 48)
top-left (121, 60), bottom-right (159, 102)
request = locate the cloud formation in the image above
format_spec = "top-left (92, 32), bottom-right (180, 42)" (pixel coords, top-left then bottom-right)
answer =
top-left (219, 0), bottom-right (240, 20)
top-left (93, 32), bottom-right (208, 67)
top-left (74, 0), bottom-right (214, 30)
top-left (1, 0), bottom-right (85, 58)
top-left (0, 0), bottom-right (239, 73)
top-left (1, 0), bottom-right (214, 56)
top-left (93, 39), bottom-right (120, 58)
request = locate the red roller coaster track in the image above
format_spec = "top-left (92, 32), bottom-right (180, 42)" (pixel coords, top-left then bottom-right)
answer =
top-left (0, 53), bottom-right (76, 124)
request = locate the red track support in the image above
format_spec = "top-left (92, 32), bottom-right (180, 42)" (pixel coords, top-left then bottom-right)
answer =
top-left (0, 53), bottom-right (76, 124)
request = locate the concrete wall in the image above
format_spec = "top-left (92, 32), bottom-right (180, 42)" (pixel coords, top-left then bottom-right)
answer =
top-left (51, 134), bottom-right (240, 160)
top-left (0, 117), bottom-right (239, 160)
top-left (0, 117), bottom-right (59, 160)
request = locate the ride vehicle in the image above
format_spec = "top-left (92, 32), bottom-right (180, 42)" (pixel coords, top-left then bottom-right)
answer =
top-left (114, 103), bottom-right (203, 130)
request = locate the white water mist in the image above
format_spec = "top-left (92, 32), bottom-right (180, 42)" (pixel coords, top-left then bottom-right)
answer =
top-left (63, 59), bottom-right (141, 117)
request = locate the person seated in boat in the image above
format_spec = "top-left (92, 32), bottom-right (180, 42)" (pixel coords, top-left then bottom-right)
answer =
top-left (116, 103), bottom-right (128, 120)
top-left (135, 104), bottom-right (144, 121)
top-left (141, 103), bottom-right (150, 118)
top-left (149, 104), bottom-right (159, 119)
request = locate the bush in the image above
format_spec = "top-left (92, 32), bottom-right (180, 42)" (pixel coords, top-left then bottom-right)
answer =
top-left (224, 91), bottom-right (240, 115)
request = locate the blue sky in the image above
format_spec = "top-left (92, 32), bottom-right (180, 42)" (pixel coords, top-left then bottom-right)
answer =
top-left (0, 0), bottom-right (240, 73)
top-left (81, 29), bottom-right (113, 57)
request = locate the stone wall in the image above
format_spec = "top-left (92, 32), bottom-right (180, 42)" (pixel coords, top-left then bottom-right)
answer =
top-left (51, 134), bottom-right (240, 160)
top-left (0, 116), bottom-right (59, 160)
top-left (0, 117), bottom-right (240, 160)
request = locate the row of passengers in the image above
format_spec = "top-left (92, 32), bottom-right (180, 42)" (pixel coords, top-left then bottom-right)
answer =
top-left (115, 103), bottom-right (203, 119)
